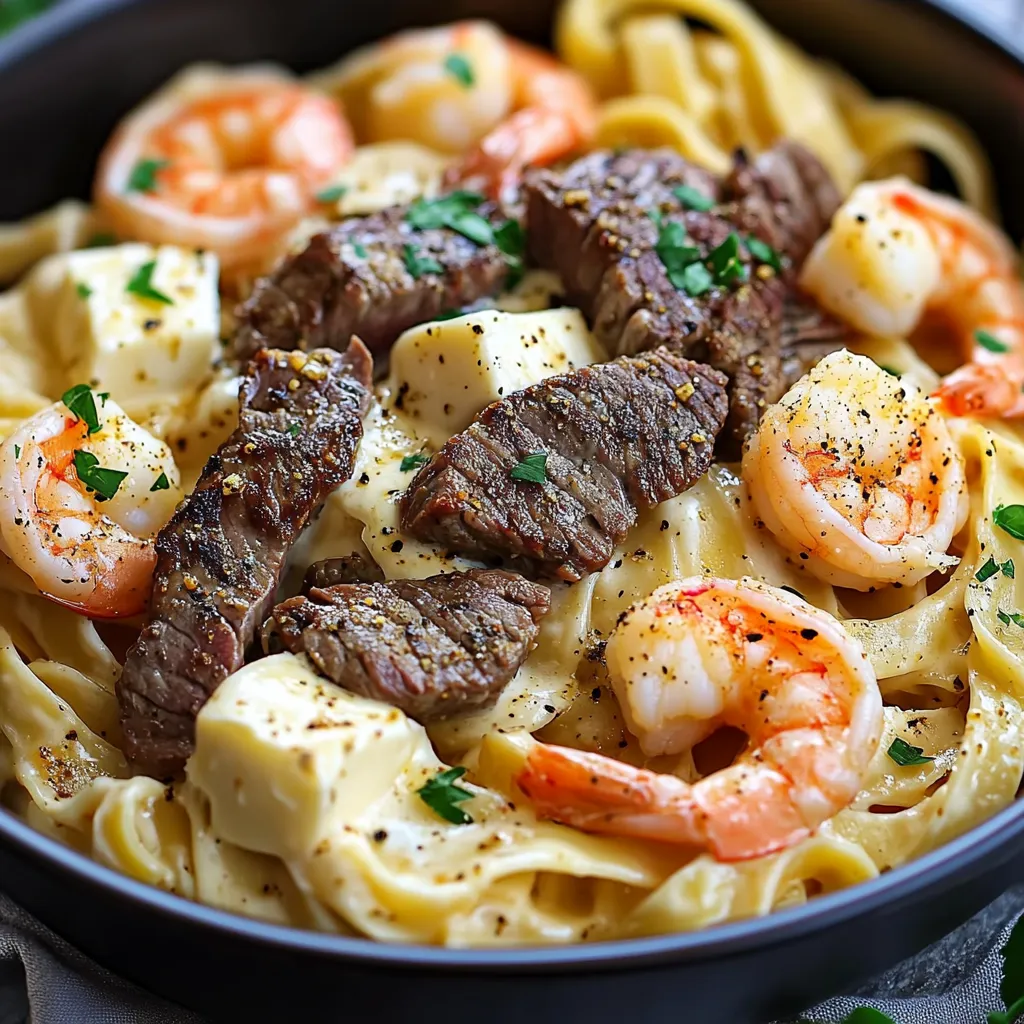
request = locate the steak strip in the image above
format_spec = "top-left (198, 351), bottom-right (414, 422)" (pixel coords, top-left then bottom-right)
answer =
top-left (400, 349), bottom-right (729, 581)
top-left (266, 568), bottom-right (551, 721)
top-left (117, 341), bottom-right (373, 777)
top-left (235, 200), bottom-right (516, 362)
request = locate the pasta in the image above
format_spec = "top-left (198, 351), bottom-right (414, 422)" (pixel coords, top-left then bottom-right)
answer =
top-left (0, 0), bottom-right (1019, 950)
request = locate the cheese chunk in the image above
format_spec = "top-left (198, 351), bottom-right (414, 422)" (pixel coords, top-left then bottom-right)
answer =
top-left (29, 243), bottom-right (219, 415)
top-left (189, 654), bottom-right (422, 858)
top-left (385, 308), bottom-right (604, 448)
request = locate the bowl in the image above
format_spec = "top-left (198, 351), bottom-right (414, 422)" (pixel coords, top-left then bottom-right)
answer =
top-left (1, 1), bottom-right (1023, 1021)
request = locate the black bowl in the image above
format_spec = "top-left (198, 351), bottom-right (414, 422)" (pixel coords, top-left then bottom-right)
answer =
top-left (1, 2), bottom-right (1023, 1022)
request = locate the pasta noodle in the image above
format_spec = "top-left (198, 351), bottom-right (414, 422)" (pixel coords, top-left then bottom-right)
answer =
top-left (0, 0), bottom-right (1018, 950)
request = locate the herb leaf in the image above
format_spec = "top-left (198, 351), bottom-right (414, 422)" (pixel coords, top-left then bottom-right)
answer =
top-left (976, 329), bottom-right (1010, 354)
top-left (655, 221), bottom-right (702, 291)
top-left (126, 261), bottom-right (174, 305)
top-left (402, 244), bottom-right (443, 279)
top-left (887, 737), bottom-right (934, 767)
top-left (998, 610), bottom-right (1024, 629)
top-left (511, 451), bottom-right (548, 484)
top-left (878, 365), bottom-right (901, 377)
top-left (839, 1010), bottom-right (899, 1024)
top-left (745, 234), bottom-right (783, 272)
top-left (435, 308), bottom-right (466, 321)
top-left (997, 914), bottom-right (1024, 1023)
top-left (673, 185), bottom-right (714, 212)
top-left (76, 282), bottom-right (93, 300)
top-left (994, 504), bottom-right (1024, 541)
top-left (150, 472), bottom-right (170, 492)
top-left (286, 423), bottom-right (302, 438)
top-left (85, 232), bottom-right (117, 249)
top-left (126, 158), bottom-right (170, 194)
top-left (443, 53), bottom-right (475, 88)
top-left (61, 384), bottom-right (101, 435)
top-left (0, 0), bottom-right (55, 37)
top-left (315, 185), bottom-right (348, 204)
top-left (494, 219), bottom-right (526, 287)
top-left (400, 453), bottom-right (429, 472)
top-left (977, 557), bottom-right (1001, 583)
top-left (708, 232), bottom-right (748, 286)
top-left (417, 766), bottom-right (474, 825)
top-left (72, 450), bottom-right (127, 501)
top-left (1004, 559), bottom-right (1016, 579)
top-left (353, 243), bottom-right (368, 258)
top-left (407, 191), bottom-right (492, 248)
top-left (681, 262), bottom-right (713, 297)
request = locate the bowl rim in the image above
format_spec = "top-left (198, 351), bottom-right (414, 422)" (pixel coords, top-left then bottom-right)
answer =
top-left (1, 0), bottom-right (1024, 974)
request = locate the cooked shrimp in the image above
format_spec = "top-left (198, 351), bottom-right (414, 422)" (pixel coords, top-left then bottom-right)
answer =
top-left (742, 351), bottom-right (967, 591)
top-left (800, 178), bottom-right (1024, 417)
top-left (517, 578), bottom-right (882, 862)
top-left (95, 67), bottom-right (354, 270)
top-left (0, 393), bottom-right (183, 618)
top-left (449, 37), bottom-right (598, 198)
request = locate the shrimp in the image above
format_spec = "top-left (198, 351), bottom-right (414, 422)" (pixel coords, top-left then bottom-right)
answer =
top-left (517, 578), bottom-right (882, 862)
top-left (742, 350), bottom-right (967, 591)
top-left (0, 393), bottom-right (183, 618)
top-left (800, 178), bottom-right (1024, 417)
top-left (94, 67), bottom-right (354, 271)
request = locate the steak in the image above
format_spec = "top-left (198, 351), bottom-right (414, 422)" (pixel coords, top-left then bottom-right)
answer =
top-left (524, 143), bottom-right (840, 451)
top-left (117, 341), bottom-right (373, 777)
top-left (400, 349), bottom-right (729, 580)
top-left (266, 569), bottom-right (551, 721)
top-left (235, 199), bottom-right (516, 362)
top-left (302, 553), bottom-right (385, 591)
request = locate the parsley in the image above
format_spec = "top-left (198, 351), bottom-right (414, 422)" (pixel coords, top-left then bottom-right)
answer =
top-left (443, 52), bottom-right (475, 88)
top-left (61, 384), bottom-right (101, 435)
top-left (435, 308), bottom-right (466, 320)
top-left (680, 262), bottom-right (713, 297)
top-left (838, 1011), bottom-right (899, 1024)
top-left (994, 504), bottom-right (1024, 541)
top-left (673, 185), bottom-right (714, 212)
top-left (126, 158), bottom-right (170, 194)
top-left (84, 232), bottom-right (117, 248)
top-left (990, 913), bottom-right (1024, 1024)
top-left (494, 219), bottom-right (526, 287)
top-left (655, 221), bottom-right (702, 291)
top-left (72, 450), bottom-right (127, 501)
top-left (407, 191), bottom-right (492, 246)
top-left (977, 557), bottom-right (1001, 583)
top-left (286, 423), bottom-right (302, 438)
top-left (886, 737), bottom-right (934, 767)
top-left (150, 472), bottom-right (170, 492)
top-left (402, 244), bottom-right (443, 279)
top-left (13, 445), bottom-right (20, 459)
top-left (417, 766), bottom-right (474, 825)
top-left (125, 261), bottom-right (174, 305)
top-left (745, 234), bottom-right (783, 272)
top-left (708, 232), bottom-right (748, 286)
top-left (400, 453), bottom-right (429, 472)
top-left (315, 185), bottom-right (348, 204)
top-left (0, 0), bottom-right (54, 37)
top-left (510, 451), bottom-right (548, 483)
top-left (75, 282), bottom-right (93, 300)
top-left (878, 365), bottom-right (901, 377)
top-left (998, 610), bottom-right (1024, 629)
top-left (976, 329), bottom-right (1010, 354)
top-left (1005, 559), bottom-right (1016, 579)
top-left (353, 243), bottom-right (368, 258)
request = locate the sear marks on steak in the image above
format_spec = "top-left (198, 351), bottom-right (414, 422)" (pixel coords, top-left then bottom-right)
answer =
top-left (235, 200), bottom-right (515, 362)
top-left (117, 341), bottom-right (373, 778)
top-left (266, 569), bottom-right (551, 721)
top-left (524, 143), bottom-right (840, 453)
top-left (400, 348), bottom-right (729, 581)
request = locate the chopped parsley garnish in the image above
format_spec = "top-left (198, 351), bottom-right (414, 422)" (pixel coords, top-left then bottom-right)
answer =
top-left (1004, 558), bottom-right (1016, 579)
top-left (61, 384), bottom-right (102, 435)
top-left (150, 472), bottom-right (170, 492)
top-left (745, 234), bottom-right (783, 272)
top-left (75, 282), bottom-right (93, 300)
top-left (654, 221), bottom-right (702, 292)
top-left (407, 191), bottom-right (492, 246)
top-left (443, 52), bottom-right (475, 88)
top-left (13, 445), bottom-right (20, 459)
top-left (126, 158), bottom-right (170, 194)
top-left (126, 261), bottom-right (174, 305)
top-left (838, 1011), bottom-right (898, 1024)
top-left (286, 423), bottom-right (302, 438)
top-left (886, 737), bottom-right (934, 767)
top-left (977, 557), bottom-right (1001, 582)
top-left (998, 609), bottom-right (1024, 629)
top-left (402, 244), bottom-right (443, 279)
top-left (878, 365), bottom-right (901, 377)
top-left (315, 185), bottom-right (348, 204)
top-left (494, 219), bottom-right (526, 287)
top-left (976, 329), bottom-right (1010, 354)
top-left (994, 503), bottom-right (1024, 540)
top-left (680, 262), bottom-right (713, 297)
top-left (400, 453), bottom-right (429, 472)
top-left (85, 232), bottom-right (117, 248)
top-left (417, 766), bottom-right (474, 825)
top-left (510, 451), bottom-right (548, 483)
top-left (72, 450), bottom-right (127, 501)
top-left (0, 0), bottom-right (55, 37)
top-left (708, 232), bottom-right (748, 286)
top-left (353, 243), bottom-right (368, 258)
top-left (672, 185), bottom-right (714, 212)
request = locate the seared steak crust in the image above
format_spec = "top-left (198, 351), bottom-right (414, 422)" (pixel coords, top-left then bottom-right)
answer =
top-left (117, 342), bottom-right (373, 777)
top-left (267, 569), bottom-right (551, 721)
top-left (235, 201), bottom-right (514, 361)
top-left (400, 349), bottom-right (729, 580)
top-left (524, 143), bottom-right (840, 451)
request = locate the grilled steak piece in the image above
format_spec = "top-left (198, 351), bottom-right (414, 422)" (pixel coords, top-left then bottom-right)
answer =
top-left (235, 200), bottom-right (515, 362)
top-left (117, 341), bottom-right (373, 777)
top-left (524, 143), bottom-right (840, 451)
top-left (400, 349), bottom-right (729, 580)
top-left (266, 569), bottom-right (550, 721)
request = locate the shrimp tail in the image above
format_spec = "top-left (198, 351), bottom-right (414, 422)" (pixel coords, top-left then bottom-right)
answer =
top-left (933, 364), bottom-right (1024, 418)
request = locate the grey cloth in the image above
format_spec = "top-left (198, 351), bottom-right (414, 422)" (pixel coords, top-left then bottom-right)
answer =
top-left (0, 889), bottom-right (1022, 1023)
